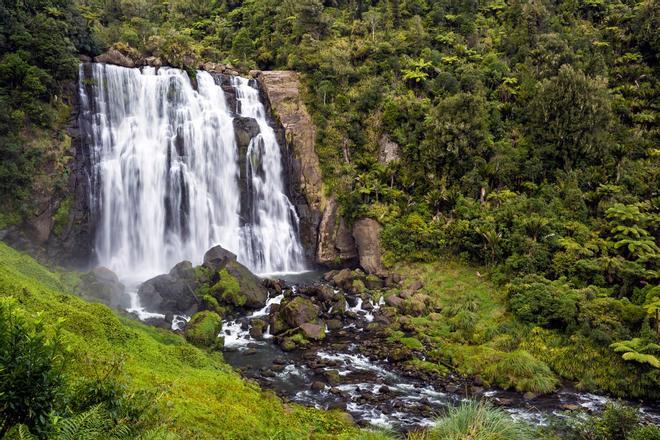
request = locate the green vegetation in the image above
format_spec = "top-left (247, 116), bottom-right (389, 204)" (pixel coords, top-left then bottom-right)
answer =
top-left (427, 401), bottom-right (532, 440)
top-left (0, 242), bottom-right (369, 439)
top-left (183, 311), bottom-right (223, 348)
top-left (1, 0), bottom-right (659, 435)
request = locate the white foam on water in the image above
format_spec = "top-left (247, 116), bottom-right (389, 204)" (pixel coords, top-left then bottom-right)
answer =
top-left (221, 320), bottom-right (253, 349)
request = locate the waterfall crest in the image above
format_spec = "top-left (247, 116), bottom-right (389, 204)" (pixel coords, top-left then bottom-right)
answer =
top-left (78, 63), bottom-right (306, 281)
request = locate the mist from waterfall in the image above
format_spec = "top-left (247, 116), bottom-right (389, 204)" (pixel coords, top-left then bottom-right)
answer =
top-left (78, 63), bottom-right (306, 282)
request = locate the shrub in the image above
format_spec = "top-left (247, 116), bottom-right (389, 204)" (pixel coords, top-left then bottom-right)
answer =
top-left (483, 350), bottom-right (559, 394)
top-left (0, 298), bottom-right (66, 437)
top-left (429, 400), bottom-right (533, 440)
top-left (507, 275), bottom-right (580, 330)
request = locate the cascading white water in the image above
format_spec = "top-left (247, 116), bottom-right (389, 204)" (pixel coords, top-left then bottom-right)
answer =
top-left (232, 76), bottom-right (306, 274)
top-left (78, 63), bottom-right (305, 282)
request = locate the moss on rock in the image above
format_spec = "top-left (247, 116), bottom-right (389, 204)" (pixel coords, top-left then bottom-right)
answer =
top-left (184, 311), bottom-right (223, 349)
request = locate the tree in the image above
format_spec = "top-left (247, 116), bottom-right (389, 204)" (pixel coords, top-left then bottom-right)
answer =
top-left (527, 65), bottom-right (612, 173)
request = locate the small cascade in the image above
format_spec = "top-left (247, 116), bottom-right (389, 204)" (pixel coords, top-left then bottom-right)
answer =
top-left (78, 63), bottom-right (306, 283)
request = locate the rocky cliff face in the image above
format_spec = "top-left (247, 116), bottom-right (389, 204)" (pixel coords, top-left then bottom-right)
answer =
top-left (255, 71), bottom-right (362, 268)
top-left (0, 73), bottom-right (93, 268)
top-left (254, 71), bottom-right (326, 261)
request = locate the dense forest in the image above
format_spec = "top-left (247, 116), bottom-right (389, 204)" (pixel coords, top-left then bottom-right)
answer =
top-left (0, 0), bottom-right (659, 439)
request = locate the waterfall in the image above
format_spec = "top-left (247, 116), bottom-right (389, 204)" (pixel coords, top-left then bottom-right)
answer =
top-left (232, 77), bottom-right (306, 274)
top-left (78, 63), bottom-right (306, 282)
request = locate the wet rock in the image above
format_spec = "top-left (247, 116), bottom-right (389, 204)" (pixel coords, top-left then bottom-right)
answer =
top-left (445, 384), bottom-right (460, 394)
top-left (323, 270), bottom-right (338, 282)
top-left (365, 274), bottom-right (384, 290)
top-left (351, 279), bottom-right (366, 294)
top-left (143, 317), bottom-right (170, 330)
top-left (311, 381), bottom-right (326, 391)
top-left (76, 266), bottom-right (130, 310)
top-left (323, 369), bottom-right (342, 385)
top-left (299, 322), bottom-right (325, 340)
top-left (332, 268), bottom-right (354, 290)
top-left (523, 392), bottom-right (538, 401)
top-left (138, 262), bottom-right (199, 315)
top-left (220, 260), bottom-right (269, 308)
top-left (281, 296), bottom-right (320, 328)
top-left (144, 56), bottom-right (162, 67)
top-left (352, 218), bottom-right (384, 275)
top-left (270, 313), bottom-right (289, 335)
top-left (184, 311), bottom-right (222, 348)
top-left (245, 348), bottom-right (257, 355)
top-left (273, 356), bottom-right (287, 365)
top-left (202, 245), bottom-right (237, 272)
top-left (385, 295), bottom-right (404, 308)
top-left (326, 319), bottom-right (343, 331)
top-left (261, 370), bottom-right (276, 378)
top-left (263, 278), bottom-right (283, 294)
top-left (249, 318), bottom-right (266, 338)
top-left (561, 404), bottom-right (579, 411)
top-left (378, 385), bottom-right (391, 394)
top-left (271, 364), bottom-right (285, 373)
top-left (281, 338), bottom-right (296, 351)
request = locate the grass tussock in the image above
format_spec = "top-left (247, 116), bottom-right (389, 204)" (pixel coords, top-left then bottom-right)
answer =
top-left (427, 401), bottom-right (533, 440)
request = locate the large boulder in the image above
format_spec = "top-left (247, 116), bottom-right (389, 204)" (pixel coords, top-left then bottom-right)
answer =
top-left (138, 261), bottom-right (199, 315)
top-left (184, 311), bottom-right (223, 348)
top-left (299, 322), bottom-right (325, 340)
top-left (223, 260), bottom-right (268, 308)
top-left (203, 245), bottom-right (236, 272)
top-left (76, 267), bottom-right (130, 310)
top-left (233, 116), bottom-right (261, 152)
top-left (352, 218), bottom-right (384, 275)
top-left (281, 297), bottom-right (319, 328)
top-left (94, 49), bottom-right (136, 68)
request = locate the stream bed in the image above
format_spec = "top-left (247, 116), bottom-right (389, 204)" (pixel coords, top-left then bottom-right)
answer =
top-left (219, 273), bottom-right (660, 432)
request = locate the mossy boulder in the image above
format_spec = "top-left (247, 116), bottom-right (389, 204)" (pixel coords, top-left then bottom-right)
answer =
top-left (224, 260), bottom-right (268, 308)
top-left (364, 274), bottom-right (384, 290)
top-left (281, 297), bottom-right (320, 328)
top-left (206, 261), bottom-right (268, 310)
top-left (184, 311), bottom-right (223, 349)
top-left (351, 279), bottom-right (366, 294)
top-left (331, 269), bottom-right (354, 290)
top-left (299, 322), bottom-right (325, 340)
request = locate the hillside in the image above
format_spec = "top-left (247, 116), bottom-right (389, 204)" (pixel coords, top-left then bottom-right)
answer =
top-left (0, 242), bottom-right (365, 439)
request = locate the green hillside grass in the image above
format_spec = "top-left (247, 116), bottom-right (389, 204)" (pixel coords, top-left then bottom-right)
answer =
top-left (0, 242), bottom-right (380, 439)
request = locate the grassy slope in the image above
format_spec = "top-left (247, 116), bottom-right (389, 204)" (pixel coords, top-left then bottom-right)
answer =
top-left (0, 242), bottom-right (385, 440)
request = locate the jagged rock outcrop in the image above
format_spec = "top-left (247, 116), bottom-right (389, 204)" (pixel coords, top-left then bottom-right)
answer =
top-left (94, 48), bottom-right (136, 68)
top-left (378, 134), bottom-right (401, 164)
top-left (353, 218), bottom-right (385, 275)
top-left (316, 198), bottom-right (358, 266)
